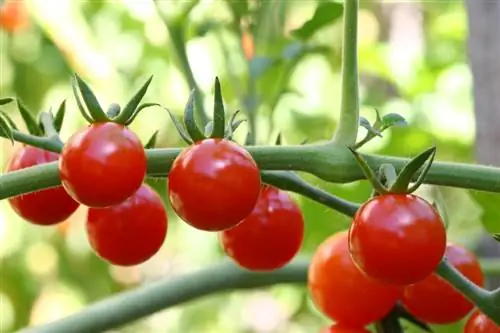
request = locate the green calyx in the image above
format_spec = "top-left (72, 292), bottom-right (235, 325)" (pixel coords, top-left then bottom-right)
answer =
top-left (72, 74), bottom-right (158, 126)
top-left (349, 146), bottom-right (437, 195)
top-left (167, 77), bottom-right (247, 145)
top-left (354, 109), bottom-right (408, 149)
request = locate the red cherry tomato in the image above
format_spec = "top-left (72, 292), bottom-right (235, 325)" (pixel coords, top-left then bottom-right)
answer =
top-left (402, 242), bottom-right (484, 324)
top-left (86, 183), bottom-right (167, 266)
top-left (320, 324), bottom-right (370, 333)
top-left (349, 194), bottom-right (446, 286)
top-left (168, 138), bottom-right (261, 231)
top-left (6, 145), bottom-right (79, 225)
top-left (59, 122), bottom-right (147, 208)
top-left (0, 0), bottom-right (28, 33)
top-left (465, 310), bottom-right (500, 333)
top-left (220, 185), bottom-right (304, 271)
top-left (308, 231), bottom-right (402, 327)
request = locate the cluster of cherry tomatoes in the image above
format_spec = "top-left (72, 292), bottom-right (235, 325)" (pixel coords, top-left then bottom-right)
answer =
top-left (6, 121), bottom-right (305, 270)
top-left (309, 194), bottom-right (498, 332)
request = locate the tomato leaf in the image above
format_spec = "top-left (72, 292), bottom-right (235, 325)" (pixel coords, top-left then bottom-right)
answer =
top-left (183, 89), bottom-right (206, 142)
top-left (348, 147), bottom-right (389, 194)
top-left (165, 108), bottom-right (193, 145)
top-left (290, 2), bottom-right (343, 41)
top-left (0, 109), bottom-right (18, 130)
top-left (145, 130), bottom-right (159, 149)
top-left (53, 100), bottom-right (66, 133)
top-left (0, 97), bottom-right (14, 106)
top-left (16, 99), bottom-right (42, 136)
top-left (0, 112), bottom-right (14, 144)
top-left (359, 116), bottom-right (382, 137)
top-left (210, 77), bottom-right (225, 138)
top-left (389, 146), bottom-right (437, 194)
top-left (381, 113), bottom-right (408, 129)
top-left (114, 75), bottom-right (154, 125)
top-left (71, 77), bottom-right (94, 123)
top-left (74, 74), bottom-right (109, 123)
top-left (125, 103), bottom-right (161, 126)
top-left (224, 110), bottom-right (244, 139)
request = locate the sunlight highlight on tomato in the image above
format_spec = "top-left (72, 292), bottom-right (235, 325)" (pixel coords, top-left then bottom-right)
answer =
top-left (465, 310), bottom-right (500, 333)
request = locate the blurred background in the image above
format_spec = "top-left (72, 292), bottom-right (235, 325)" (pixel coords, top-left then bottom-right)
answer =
top-left (0, 0), bottom-right (499, 332)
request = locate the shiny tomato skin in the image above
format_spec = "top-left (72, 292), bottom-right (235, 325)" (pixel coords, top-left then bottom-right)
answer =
top-left (320, 325), bottom-right (371, 333)
top-left (402, 242), bottom-right (484, 324)
top-left (86, 184), bottom-right (167, 266)
top-left (168, 138), bottom-right (261, 231)
top-left (465, 310), bottom-right (500, 333)
top-left (6, 145), bottom-right (79, 225)
top-left (308, 231), bottom-right (402, 327)
top-left (220, 185), bottom-right (304, 271)
top-left (59, 122), bottom-right (147, 208)
top-left (349, 194), bottom-right (446, 286)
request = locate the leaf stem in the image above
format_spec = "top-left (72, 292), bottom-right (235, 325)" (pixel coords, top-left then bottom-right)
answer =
top-left (332, 0), bottom-right (359, 146)
top-left (39, 112), bottom-right (64, 148)
top-left (1, 130), bottom-right (62, 153)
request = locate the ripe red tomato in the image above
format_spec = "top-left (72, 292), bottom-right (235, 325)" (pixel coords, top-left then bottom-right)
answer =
top-left (349, 194), bottom-right (446, 286)
top-left (220, 185), bottom-right (304, 271)
top-left (0, 0), bottom-right (28, 33)
top-left (308, 231), bottom-right (402, 327)
top-left (320, 324), bottom-right (370, 333)
top-left (86, 184), bottom-right (167, 266)
top-left (465, 310), bottom-right (500, 333)
top-left (6, 145), bottom-right (79, 225)
top-left (59, 122), bottom-right (147, 208)
top-left (402, 242), bottom-right (484, 324)
top-left (168, 138), bottom-right (261, 231)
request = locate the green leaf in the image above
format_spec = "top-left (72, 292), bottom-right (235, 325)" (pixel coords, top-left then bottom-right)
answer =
top-left (348, 147), bottom-right (388, 194)
top-left (381, 113), bottom-right (408, 129)
top-left (183, 89), bottom-right (206, 142)
top-left (390, 146), bottom-right (437, 194)
top-left (0, 113), bottom-right (14, 144)
top-left (210, 77), bottom-right (225, 138)
top-left (0, 110), bottom-right (18, 130)
top-left (124, 103), bottom-right (160, 126)
top-left (145, 130), bottom-right (159, 149)
top-left (0, 97), bottom-right (14, 106)
top-left (71, 77), bottom-right (94, 123)
top-left (165, 108), bottom-right (193, 145)
top-left (114, 75), bottom-right (154, 125)
top-left (16, 99), bottom-right (42, 136)
top-left (290, 2), bottom-right (344, 41)
top-left (359, 117), bottom-right (382, 137)
top-left (224, 110), bottom-right (243, 139)
top-left (74, 74), bottom-right (109, 123)
top-left (53, 100), bottom-right (66, 133)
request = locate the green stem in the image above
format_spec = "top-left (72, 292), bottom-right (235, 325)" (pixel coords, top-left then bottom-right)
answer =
top-left (3, 130), bottom-right (63, 153)
top-left (436, 260), bottom-right (500, 325)
top-left (17, 258), bottom-right (308, 333)
top-left (332, 0), bottom-right (359, 146)
top-left (5, 143), bottom-right (500, 198)
top-left (39, 112), bottom-right (64, 149)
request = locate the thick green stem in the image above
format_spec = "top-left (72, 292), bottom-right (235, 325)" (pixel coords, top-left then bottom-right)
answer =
top-left (17, 259), bottom-right (308, 333)
top-left (332, 0), bottom-right (359, 146)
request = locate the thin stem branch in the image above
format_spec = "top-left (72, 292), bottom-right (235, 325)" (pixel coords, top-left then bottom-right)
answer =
top-left (39, 112), bottom-right (64, 149)
top-left (332, 0), bottom-right (359, 146)
top-left (2, 130), bottom-right (63, 153)
top-left (17, 258), bottom-right (308, 333)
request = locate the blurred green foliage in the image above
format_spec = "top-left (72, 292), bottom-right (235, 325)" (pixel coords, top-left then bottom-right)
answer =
top-left (0, 0), bottom-right (496, 333)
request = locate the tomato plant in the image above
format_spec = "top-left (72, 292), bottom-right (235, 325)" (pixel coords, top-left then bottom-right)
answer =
top-left (349, 194), bottom-right (446, 286)
top-left (401, 242), bottom-right (485, 324)
top-left (59, 122), bottom-right (147, 208)
top-left (320, 324), bottom-right (370, 333)
top-left (465, 310), bottom-right (500, 333)
top-left (0, 0), bottom-right (28, 33)
top-left (6, 145), bottom-right (79, 225)
top-left (168, 138), bottom-right (261, 231)
top-left (86, 183), bottom-right (167, 266)
top-left (308, 231), bottom-right (402, 327)
top-left (219, 185), bottom-right (304, 271)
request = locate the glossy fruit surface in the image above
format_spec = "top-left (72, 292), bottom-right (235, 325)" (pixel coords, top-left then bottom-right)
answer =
top-left (465, 310), bottom-right (500, 333)
top-left (86, 184), bottom-right (167, 266)
top-left (308, 231), bottom-right (402, 327)
top-left (168, 138), bottom-right (261, 231)
top-left (402, 242), bottom-right (484, 324)
top-left (7, 145), bottom-right (79, 225)
top-left (220, 185), bottom-right (304, 271)
top-left (320, 324), bottom-right (370, 333)
top-left (349, 194), bottom-right (446, 285)
top-left (60, 122), bottom-right (146, 208)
